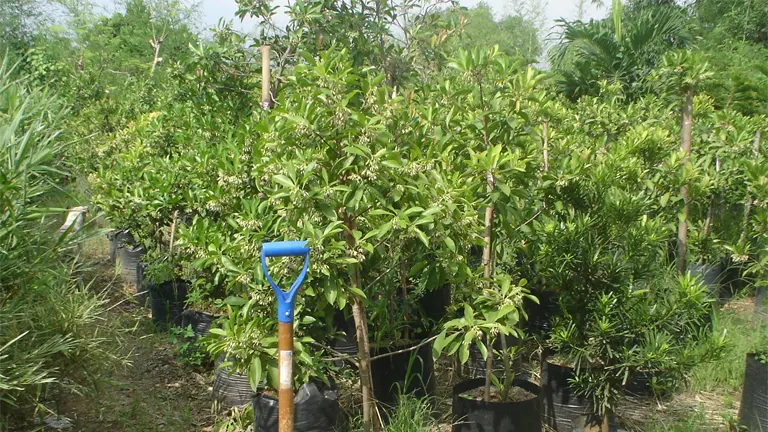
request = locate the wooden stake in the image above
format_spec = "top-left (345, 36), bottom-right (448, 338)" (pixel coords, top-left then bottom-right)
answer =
top-left (542, 120), bottom-right (549, 172)
top-left (677, 89), bottom-right (693, 274)
top-left (262, 45), bottom-right (272, 109)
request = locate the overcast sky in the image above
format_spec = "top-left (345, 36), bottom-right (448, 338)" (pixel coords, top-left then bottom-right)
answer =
top-left (198, 0), bottom-right (608, 35)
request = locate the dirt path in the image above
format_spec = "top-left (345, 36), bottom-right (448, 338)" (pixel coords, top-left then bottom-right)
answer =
top-left (55, 238), bottom-right (216, 432)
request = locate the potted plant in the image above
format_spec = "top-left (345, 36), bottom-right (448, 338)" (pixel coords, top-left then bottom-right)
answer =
top-left (203, 296), bottom-right (339, 430)
top-left (143, 248), bottom-right (188, 331)
top-left (435, 276), bottom-right (541, 432)
top-left (738, 312), bottom-right (768, 429)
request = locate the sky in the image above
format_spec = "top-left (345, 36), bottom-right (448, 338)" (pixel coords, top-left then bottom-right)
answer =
top-left (198, 0), bottom-right (608, 36)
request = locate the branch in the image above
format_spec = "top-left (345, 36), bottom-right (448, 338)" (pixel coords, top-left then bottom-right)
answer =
top-left (369, 334), bottom-right (439, 361)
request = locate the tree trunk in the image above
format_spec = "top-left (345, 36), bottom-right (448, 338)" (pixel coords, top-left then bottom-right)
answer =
top-left (344, 215), bottom-right (378, 431)
top-left (149, 38), bottom-right (163, 78)
top-left (499, 334), bottom-right (512, 401)
top-left (677, 89), bottom-right (693, 274)
top-left (482, 174), bottom-right (494, 402)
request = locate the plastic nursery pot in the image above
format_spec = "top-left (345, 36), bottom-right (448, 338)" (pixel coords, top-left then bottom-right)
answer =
top-left (689, 262), bottom-right (725, 302)
top-left (107, 230), bottom-right (133, 263)
top-left (756, 287), bottom-right (768, 320)
top-left (418, 284), bottom-right (452, 323)
top-left (253, 382), bottom-right (340, 432)
top-left (738, 353), bottom-right (768, 430)
top-left (213, 356), bottom-right (257, 409)
top-left (720, 256), bottom-right (749, 302)
top-left (541, 358), bottom-right (602, 432)
top-left (370, 339), bottom-right (436, 412)
top-left (330, 311), bottom-right (358, 369)
top-left (452, 377), bottom-right (542, 432)
top-left (525, 291), bottom-right (559, 336)
top-left (625, 370), bottom-right (670, 398)
top-left (465, 335), bottom-right (524, 381)
top-left (149, 279), bottom-right (188, 331)
top-left (180, 310), bottom-right (219, 339)
top-left (116, 243), bottom-right (145, 287)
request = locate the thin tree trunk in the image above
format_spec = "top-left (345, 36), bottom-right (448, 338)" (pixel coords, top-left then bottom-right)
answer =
top-left (400, 259), bottom-right (409, 341)
top-left (345, 215), bottom-right (378, 431)
top-left (149, 38), bottom-right (163, 78)
top-left (677, 89), bottom-right (693, 274)
top-left (261, 45), bottom-right (272, 109)
top-left (482, 192), bottom-right (494, 402)
top-left (499, 334), bottom-right (512, 401)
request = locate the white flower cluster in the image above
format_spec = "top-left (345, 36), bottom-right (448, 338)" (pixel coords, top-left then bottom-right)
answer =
top-left (237, 218), bottom-right (261, 230)
top-left (217, 171), bottom-right (247, 187)
top-left (205, 201), bottom-right (222, 212)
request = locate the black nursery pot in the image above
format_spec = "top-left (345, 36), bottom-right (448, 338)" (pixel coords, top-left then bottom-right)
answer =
top-left (738, 353), bottom-right (768, 430)
top-left (452, 378), bottom-right (542, 432)
top-left (116, 243), bottom-right (145, 287)
top-left (418, 284), bottom-right (452, 323)
top-left (180, 310), bottom-right (219, 339)
top-left (525, 291), bottom-right (559, 336)
top-left (107, 230), bottom-right (133, 262)
top-left (370, 339), bottom-right (436, 411)
top-left (625, 369), bottom-right (670, 398)
top-left (541, 358), bottom-right (601, 432)
top-left (689, 262), bottom-right (725, 302)
top-left (756, 287), bottom-right (768, 320)
top-left (213, 356), bottom-right (256, 408)
top-left (253, 383), bottom-right (340, 432)
top-left (149, 279), bottom-right (188, 331)
top-left (466, 335), bottom-right (524, 380)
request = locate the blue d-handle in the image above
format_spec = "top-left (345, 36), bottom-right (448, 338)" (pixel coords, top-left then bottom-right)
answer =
top-left (261, 241), bottom-right (310, 323)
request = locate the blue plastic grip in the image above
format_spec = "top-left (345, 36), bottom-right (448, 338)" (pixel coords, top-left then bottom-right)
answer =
top-left (261, 241), bottom-right (310, 323)
top-left (262, 241), bottom-right (310, 257)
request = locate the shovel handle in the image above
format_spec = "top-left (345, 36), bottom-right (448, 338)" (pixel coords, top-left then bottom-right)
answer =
top-left (261, 241), bottom-right (310, 323)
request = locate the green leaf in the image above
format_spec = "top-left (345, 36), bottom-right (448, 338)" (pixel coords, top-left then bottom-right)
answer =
top-left (476, 340), bottom-right (488, 360)
top-left (459, 343), bottom-right (470, 364)
top-left (208, 328), bottom-right (226, 336)
top-left (249, 357), bottom-right (262, 392)
top-left (444, 237), bottom-right (456, 253)
top-left (221, 256), bottom-right (242, 274)
top-left (224, 296), bottom-right (247, 306)
top-left (318, 203), bottom-right (337, 220)
top-left (348, 286), bottom-right (367, 299)
top-left (414, 228), bottom-right (429, 247)
top-left (273, 174), bottom-right (294, 188)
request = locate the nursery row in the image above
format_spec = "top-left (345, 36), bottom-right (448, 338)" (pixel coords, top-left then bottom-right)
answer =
top-left (88, 44), bottom-right (768, 431)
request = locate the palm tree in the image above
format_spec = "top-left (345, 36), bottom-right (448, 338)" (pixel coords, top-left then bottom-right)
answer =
top-left (550, 0), bottom-right (690, 100)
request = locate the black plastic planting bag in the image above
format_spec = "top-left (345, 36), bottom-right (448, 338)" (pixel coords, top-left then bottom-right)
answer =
top-left (525, 291), bottom-right (559, 335)
top-left (149, 280), bottom-right (187, 331)
top-left (689, 263), bottom-right (724, 301)
top-left (180, 310), bottom-right (218, 339)
top-left (452, 378), bottom-right (542, 432)
top-left (371, 340), bottom-right (436, 410)
top-left (213, 357), bottom-right (256, 408)
top-left (117, 243), bottom-right (145, 286)
top-left (542, 359), bottom-right (601, 432)
top-left (739, 353), bottom-right (768, 430)
top-left (756, 287), bottom-right (768, 319)
top-left (253, 383), bottom-right (340, 432)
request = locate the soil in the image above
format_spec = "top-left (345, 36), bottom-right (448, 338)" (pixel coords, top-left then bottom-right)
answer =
top-left (461, 384), bottom-right (537, 403)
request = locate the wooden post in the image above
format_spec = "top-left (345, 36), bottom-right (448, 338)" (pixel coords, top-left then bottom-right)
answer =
top-left (677, 89), bottom-right (693, 274)
top-left (542, 120), bottom-right (549, 171)
top-left (262, 45), bottom-right (272, 109)
top-left (278, 321), bottom-right (294, 432)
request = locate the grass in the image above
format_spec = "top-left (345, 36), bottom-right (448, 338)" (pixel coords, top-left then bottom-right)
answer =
top-left (690, 303), bottom-right (756, 394)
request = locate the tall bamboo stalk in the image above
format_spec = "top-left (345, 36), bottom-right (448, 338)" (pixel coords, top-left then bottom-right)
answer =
top-left (261, 46), bottom-right (272, 109)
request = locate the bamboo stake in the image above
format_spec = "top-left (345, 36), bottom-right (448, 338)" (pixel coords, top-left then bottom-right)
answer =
top-left (677, 89), bottom-right (693, 274)
top-left (261, 45), bottom-right (272, 109)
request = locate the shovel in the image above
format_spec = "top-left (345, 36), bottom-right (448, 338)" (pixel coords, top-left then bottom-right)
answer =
top-left (261, 240), bottom-right (310, 432)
